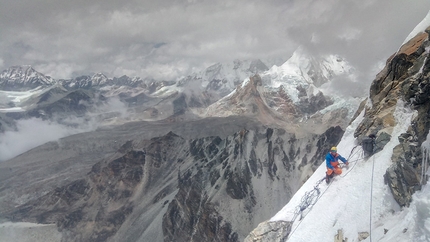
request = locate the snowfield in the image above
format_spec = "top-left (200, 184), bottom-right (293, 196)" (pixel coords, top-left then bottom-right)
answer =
top-left (271, 101), bottom-right (430, 242)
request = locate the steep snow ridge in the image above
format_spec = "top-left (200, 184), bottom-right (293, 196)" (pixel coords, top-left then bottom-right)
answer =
top-left (402, 10), bottom-right (430, 46)
top-left (269, 101), bottom-right (425, 242)
top-left (91, 73), bottom-right (109, 86)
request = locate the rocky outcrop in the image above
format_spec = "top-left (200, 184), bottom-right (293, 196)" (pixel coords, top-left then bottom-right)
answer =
top-left (297, 90), bottom-right (333, 114)
top-left (163, 169), bottom-right (239, 242)
top-left (354, 27), bottom-right (430, 206)
top-left (244, 220), bottom-right (291, 242)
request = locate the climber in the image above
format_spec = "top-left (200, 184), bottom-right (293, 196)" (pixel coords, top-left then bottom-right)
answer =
top-left (325, 146), bottom-right (348, 183)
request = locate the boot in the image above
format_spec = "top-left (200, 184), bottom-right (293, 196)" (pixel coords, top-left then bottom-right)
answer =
top-left (325, 172), bottom-right (331, 184)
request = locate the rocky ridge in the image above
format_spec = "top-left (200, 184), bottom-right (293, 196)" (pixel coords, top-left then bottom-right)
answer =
top-left (0, 65), bottom-right (54, 91)
top-left (244, 24), bottom-right (430, 242)
top-left (354, 27), bottom-right (430, 207)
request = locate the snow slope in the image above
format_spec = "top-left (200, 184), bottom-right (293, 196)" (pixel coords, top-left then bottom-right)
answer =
top-left (402, 10), bottom-right (430, 46)
top-left (270, 100), bottom-right (430, 242)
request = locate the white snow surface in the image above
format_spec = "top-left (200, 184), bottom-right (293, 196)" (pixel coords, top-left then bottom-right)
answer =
top-left (271, 100), bottom-right (430, 242)
top-left (403, 10), bottom-right (430, 46)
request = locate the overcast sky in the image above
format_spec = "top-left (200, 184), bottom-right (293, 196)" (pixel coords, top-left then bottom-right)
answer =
top-left (1, 0), bottom-right (429, 81)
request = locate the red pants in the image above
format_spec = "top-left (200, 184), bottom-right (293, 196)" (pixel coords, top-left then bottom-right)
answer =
top-left (327, 161), bottom-right (342, 175)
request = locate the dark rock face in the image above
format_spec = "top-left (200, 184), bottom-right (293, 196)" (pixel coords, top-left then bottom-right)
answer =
top-left (1, 119), bottom-right (344, 242)
top-left (5, 150), bottom-right (146, 242)
top-left (244, 221), bottom-right (292, 242)
top-left (32, 90), bottom-right (93, 116)
top-left (309, 126), bottom-right (345, 168)
top-left (173, 94), bottom-right (188, 115)
top-left (123, 92), bottom-right (152, 106)
top-left (297, 91), bottom-right (334, 115)
top-left (163, 170), bottom-right (239, 242)
top-left (355, 27), bottom-right (430, 207)
top-left (160, 126), bottom-right (343, 241)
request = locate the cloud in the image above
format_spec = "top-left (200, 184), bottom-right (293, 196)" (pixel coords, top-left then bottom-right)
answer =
top-left (0, 96), bottom-right (129, 161)
top-left (0, 0), bottom-right (429, 83)
top-left (0, 118), bottom-right (81, 161)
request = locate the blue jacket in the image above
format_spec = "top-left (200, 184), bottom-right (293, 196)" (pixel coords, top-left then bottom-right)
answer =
top-left (325, 152), bottom-right (347, 169)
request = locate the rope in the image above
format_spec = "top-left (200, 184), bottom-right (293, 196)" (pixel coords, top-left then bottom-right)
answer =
top-left (340, 146), bottom-right (365, 178)
top-left (284, 177), bottom-right (330, 241)
top-left (369, 153), bottom-right (376, 242)
top-left (284, 145), bottom-right (365, 241)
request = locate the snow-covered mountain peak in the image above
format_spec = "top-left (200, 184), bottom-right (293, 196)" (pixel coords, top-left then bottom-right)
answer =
top-left (91, 73), bottom-right (108, 85)
top-left (0, 65), bottom-right (54, 90)
top-left (202, 47), bottom-right (360, 128)
top-left (262, 46), bottom-right (354, 103)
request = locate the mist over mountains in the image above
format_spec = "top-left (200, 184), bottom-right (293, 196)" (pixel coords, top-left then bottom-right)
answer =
top-left (0, 47), bottom-right (360, 161)
top-left (1, 11), bottom-right (430, 241)
top-left (0, 42), bottom-right (365, 242)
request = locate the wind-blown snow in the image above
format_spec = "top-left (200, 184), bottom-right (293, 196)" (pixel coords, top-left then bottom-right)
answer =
top-left (271, 100), bottom-right (430, 242)
top-left (403, 10), bottom-right (430, 46)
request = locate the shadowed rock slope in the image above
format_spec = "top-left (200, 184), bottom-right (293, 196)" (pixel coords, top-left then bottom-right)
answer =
top-left (1, 118), bottom-right (344, 241)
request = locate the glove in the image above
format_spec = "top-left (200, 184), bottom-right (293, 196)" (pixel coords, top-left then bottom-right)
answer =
top-left (345, 161), bottom-right (349, 166)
